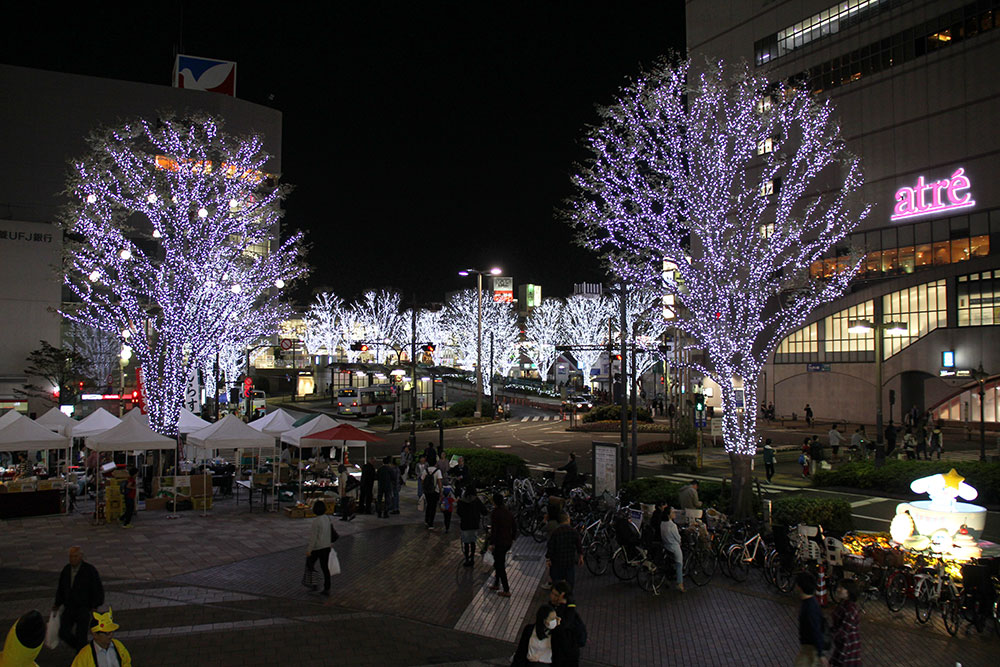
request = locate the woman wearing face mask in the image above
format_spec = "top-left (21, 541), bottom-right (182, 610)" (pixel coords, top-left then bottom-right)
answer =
top-left (512, 605), bottom-right (562, 665)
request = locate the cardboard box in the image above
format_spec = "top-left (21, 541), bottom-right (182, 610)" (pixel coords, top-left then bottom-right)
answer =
top-left (144, 497), bottom-right (168, 511)
top-left (284, 506), bottom-right (306, 519)
top-left (189, 474), bottom-right (212, 496)
top-left (192, 496), bottom-right (213, 510)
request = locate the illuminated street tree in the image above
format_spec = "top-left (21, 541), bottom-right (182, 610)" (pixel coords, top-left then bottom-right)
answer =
top-left (303, 292), bottom-right (344, 356)
top-left (567, 58), bottom-right (868, 513)
top-left (444, 289), bottom-right (518, 395)
top-left (61, 114), bottom-right (306, 434)
top-left (614, 286), bottom-right (670, 382)
top-left (524, 298), bottom-right (565, 385)
top-left (352, 290), bottom-right (405, 362)
top-left (68, 323), bottom-right (121, 392)
top-left (414, 308), bottom-right (447, 365)
top-left (562, 294), bottom-right (615, 389)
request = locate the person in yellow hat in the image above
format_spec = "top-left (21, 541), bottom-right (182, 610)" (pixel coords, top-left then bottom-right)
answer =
top-left (70, 609), bottom-right (130, 667)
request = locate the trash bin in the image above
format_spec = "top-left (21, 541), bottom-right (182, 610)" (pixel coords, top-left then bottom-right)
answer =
top-left (874, 444), bottom-right (886, 468)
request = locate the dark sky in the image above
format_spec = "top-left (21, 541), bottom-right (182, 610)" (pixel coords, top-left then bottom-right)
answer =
top-left (3, 2), bottom-right (685, 303)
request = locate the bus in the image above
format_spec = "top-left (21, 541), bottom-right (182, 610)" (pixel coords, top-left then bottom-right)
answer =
top-left (336, 385), bottom-right (397, 417)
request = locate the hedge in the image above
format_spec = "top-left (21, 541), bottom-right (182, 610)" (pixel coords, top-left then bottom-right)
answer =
top-left (366, 415), bottom-right (393, 426)
top-left (583, 405), bottom-right (653, 423)
top-left (449, 399), bottom-right (495, 418)
top-left (813, 460), bottom-right (1000, 505)
top-left (443, 448), bottom-right (528, 486)
top-left (771, 496), bottom-right (853, 537)
top-left (569, 422), bottom-right (670, 433)
top-left (620, 478), bottom-right (728, 509)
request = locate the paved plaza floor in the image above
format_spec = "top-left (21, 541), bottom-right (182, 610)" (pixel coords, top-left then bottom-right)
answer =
top-left (2, 483), bottom-right (997, 666)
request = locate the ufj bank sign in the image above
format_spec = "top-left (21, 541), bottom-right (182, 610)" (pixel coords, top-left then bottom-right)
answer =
top-left (891, 168), bottom-right (975, 221)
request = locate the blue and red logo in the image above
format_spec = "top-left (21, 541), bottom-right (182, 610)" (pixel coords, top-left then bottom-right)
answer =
top-left (173, 54), bottom-right (237, 96)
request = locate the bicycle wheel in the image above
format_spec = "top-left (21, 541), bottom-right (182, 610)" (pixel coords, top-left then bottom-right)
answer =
top-left (689, 547), bottom-right (714, 586)
top-left (942, 594), bottom-right (961, 636)
top-left (763, 550), bottom-right (778, 587)
top-left (637, 560), bottom-right (657, 592)
top-left (885, 570), bottom-right (908, 612)
top-left (530, 515), bottom-right (547, 543)
top-left (716, 542), bottom-right (732, 579)
top-left (585, 542), bottom-right (611, 576)
top-left (612, 547), bottom-right (640, 581)
top-left (727, 545), bottom-right (750, 582)
top-left (775, 562), bottom-right (796, 593)
top-left (915, 580), bottom-right (933, 624)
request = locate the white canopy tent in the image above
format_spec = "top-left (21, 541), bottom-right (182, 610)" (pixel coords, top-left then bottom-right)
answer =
top-left (177, 408), bottom-right (211, 434)
top-left (36, 407), bottom-right (77, 436)
top-left (188, 414), bottom-right (276, 450)
top-left (248, 408), bottom-right (298, 436)
top-left (0, 410), bottom-right (22, 431)
top-left (72, 408), bottom-right (122, 439)
top-left (247, 408), bottom-right (298, 509)
top-left (280, 414), bottom-right (344, 504)
top-left (86, 417), bottom-right (176, 523)
top-left (0, 413), bottom-right (73, 513)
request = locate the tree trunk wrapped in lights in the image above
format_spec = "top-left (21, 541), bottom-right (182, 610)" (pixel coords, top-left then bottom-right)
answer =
top-left (567, 58), bottom-right (869, 515)
top-left (60, 114), bottom-right (307, 434)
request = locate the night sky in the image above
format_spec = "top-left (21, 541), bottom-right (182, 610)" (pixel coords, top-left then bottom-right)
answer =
top-left (3, 2), bottom-right (685, 304)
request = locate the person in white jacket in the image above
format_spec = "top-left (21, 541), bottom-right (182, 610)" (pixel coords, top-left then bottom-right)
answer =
top-left (660, 506), bottom-right (685, 593)
top-left (302, 500), bottom-right (338, 596)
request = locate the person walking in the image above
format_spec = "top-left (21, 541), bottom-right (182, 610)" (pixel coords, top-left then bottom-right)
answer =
top-left (337, 464), bottom-right (355, 521)
top-left (440, 482), bottom-right (456, 532)
top-left (804, 403), bottom-right (814, 427)
top-left (70, 609), bottom-right (131, 667)
top-left (359, 457), bottom-right (375, 514)
top-left (549, 581), bottom-right (586, 667)
top-left (830, 580), bottom-right (861, 667)
top-left (415, 454), bottom-right (428, 501)
top-left (545, 512), bottom-right (583, 590)
top-left (828, 425), bottom-right (844, 462)
top-left (794, 572), bottom-right (827, 667)
top-left (456, 486), bottom-right (485, 564)
top-left (677, 480), bottom-right (701, 509)
top-left (302, 500), bottom-right (338, 596)
top-left (423, 442), bottom-right (437, 467)
top-left (451, 455), bottom-right (469, 494)
top-left (659, 506), bottom-right (685, 593)
top-left (488, 492), bottom-right (516, 597)
top-left (884, 420), bottom-right (898, 456)
top-left (763, 439), bottom-right (776, 483)
top-left (399, 442), bottom-right (413, 480)
top-left (850, 427), bottom-right (866, 461)
top-left (512, 605), bottom-right (561, 666)
top-left (376, 456), bottom-right (393, 518)
top-left (54, 546), bottom-right (104, 652)
top-left (389, 458), bottom-right (401, 515)
top-left (422, 458), bottom-right (442, 529)
top-left (809, 436), bottom-right (823, 476)
top-left (915, 422), bottom-right (928, 460)
top-left (929, 427), bottom-right (944, 460)
top-left (120, 466), bottom-right (137, 528)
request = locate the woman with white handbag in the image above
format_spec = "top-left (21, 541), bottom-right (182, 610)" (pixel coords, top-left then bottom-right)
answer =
top-left (302, 500), bottom-right (339, 596)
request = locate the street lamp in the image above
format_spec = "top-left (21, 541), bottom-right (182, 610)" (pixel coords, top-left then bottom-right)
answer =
top-left (971, 363), bottom-right (990, 462)
top-left (848, 318), bottom-right (908, 450)
top-left (459, 266), bottom-right (502, 418)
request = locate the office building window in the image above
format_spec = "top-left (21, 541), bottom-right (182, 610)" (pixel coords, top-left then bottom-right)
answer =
top-left (882, 280), bottom-right (947, 359)
top-left (957, 270), bottom-right (1000, 326)
top-left (776, 322), bottom-right (819, 363)
top-left (824, 300), bottom-right (874, 361)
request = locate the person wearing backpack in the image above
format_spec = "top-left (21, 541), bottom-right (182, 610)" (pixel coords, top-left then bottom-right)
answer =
top-left (423, 461), bottom-right (442, 529)
top-left (302, 500), bottom-right (339, 596)
top-left (549, 580), bottom-right (586, 667)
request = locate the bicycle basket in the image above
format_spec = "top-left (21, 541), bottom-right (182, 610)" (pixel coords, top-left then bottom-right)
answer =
top-left (843, 554), bottom-right (873, 575)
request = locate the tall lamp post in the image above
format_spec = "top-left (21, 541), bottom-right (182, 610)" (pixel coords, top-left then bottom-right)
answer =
top-left (848, 318), bottom-right (908, 452)
top-left (971, 363), bottom-right (990, 462)
top-left (459, 267), bottom-right (502, 418)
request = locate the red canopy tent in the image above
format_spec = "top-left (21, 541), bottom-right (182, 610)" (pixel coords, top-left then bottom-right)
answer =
top-left (303, 423), bottom-right (384, 465)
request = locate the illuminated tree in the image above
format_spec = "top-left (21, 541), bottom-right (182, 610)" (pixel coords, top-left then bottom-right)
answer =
top-left (524, 298), bottom-right (565, 384)
top-left (352, 290), bottom-right (405, 363)
top-left (61, 114), bottom-right (307, 434)
top-left (567, 58), bottom-right (868, 512)
top-left (303, 292), bottom-right (343, 356)
top-left (414, 308), bottom-right (447, 365)
top-left (443, 289), bottom-right (518, 395)
top-left (562, 295), bottom-right (615, 389)
top-left (614, 286), bottom-right (670, 382)
top-left (68, 323), bottom-right (121, 392)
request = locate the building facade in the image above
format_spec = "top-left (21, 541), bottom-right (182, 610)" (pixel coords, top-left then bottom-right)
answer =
top-left (0, 64), bottom-right (282, 416)
top-left (688, 0), bottom-right (1000, 425)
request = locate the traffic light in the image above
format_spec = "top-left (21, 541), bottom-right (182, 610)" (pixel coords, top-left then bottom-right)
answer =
top-left (613, 354), bottom-right (622, 361)
top-left (694, 393), bottom-right (705, 413)
top-left (243, 377), bottom-right (253, 398)
top-left (421, 343), bottom-right (436, 353)
top-left (350, 342), bottom-right (369, 352)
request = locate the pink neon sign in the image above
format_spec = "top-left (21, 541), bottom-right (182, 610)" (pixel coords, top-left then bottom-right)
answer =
top-left (891, 168), bottom-right (975, 221)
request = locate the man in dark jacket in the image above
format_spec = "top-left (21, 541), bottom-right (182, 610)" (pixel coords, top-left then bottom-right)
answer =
top-left (557, 453), bottom-right (578, 494)
top-left (376, 457), bottom-right (393, 518)
top-left (53, 546), bottom-right (104, 651)
top-left (360, 458), bottom-right (376, 514)
top-left (795, 571), bottom-right (826, 666)
top-left (423, 442), bottom-right (437, 467)
top-left (549, 580), bottom-right (586, 667)
top-left (546, 512), bottom-right (583, 590)
top-left (488, 492), bottom-right (516, 597)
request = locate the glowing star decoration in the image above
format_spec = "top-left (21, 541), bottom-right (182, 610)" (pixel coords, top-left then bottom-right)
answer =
top-left (59, 114), bottom-right (307, 434)
top-left (909, 468), bottom-right (978, 512)
top-left (890, 168), bottom-right (975, 221)
top-left (566, 57), bottom-right (869, 468)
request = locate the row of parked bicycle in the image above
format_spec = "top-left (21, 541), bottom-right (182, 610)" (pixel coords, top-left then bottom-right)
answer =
top-left (494, 475), bottom-right (1000, 637)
